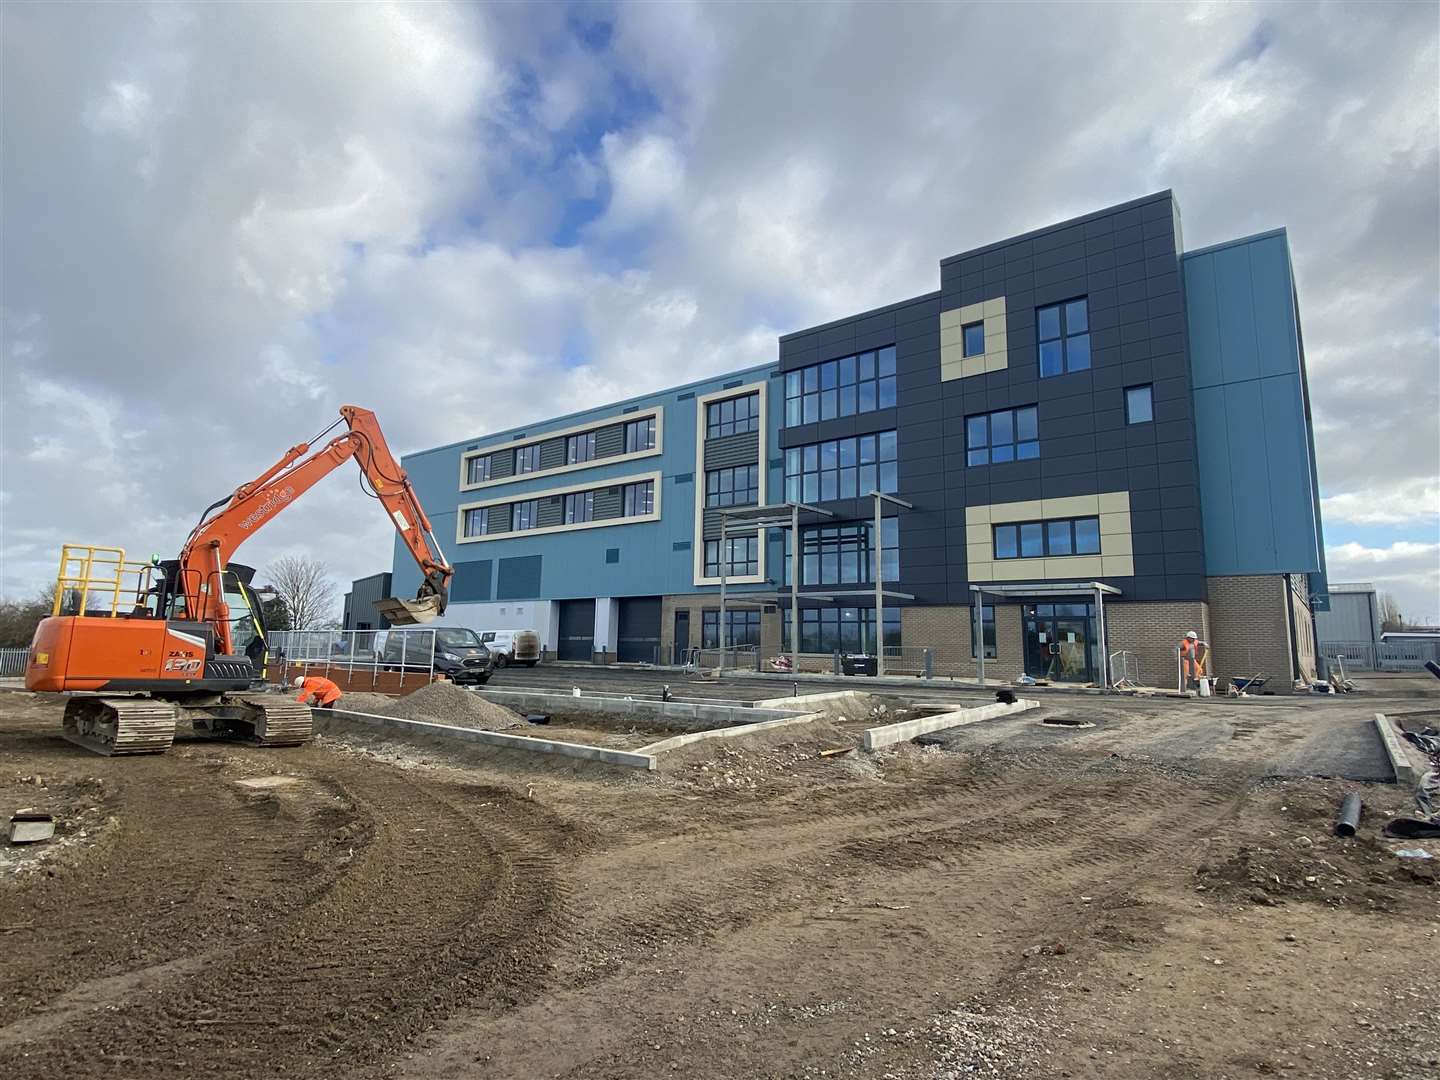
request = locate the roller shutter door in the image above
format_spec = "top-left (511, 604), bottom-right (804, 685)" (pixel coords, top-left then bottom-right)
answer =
top-left (617, 597), bottom-right (662, 663)
top-left (557, 599), bottom-right (595, 661)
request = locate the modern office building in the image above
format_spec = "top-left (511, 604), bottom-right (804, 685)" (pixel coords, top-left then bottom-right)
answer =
top-left (391, 191), bottom-right (1328, 689)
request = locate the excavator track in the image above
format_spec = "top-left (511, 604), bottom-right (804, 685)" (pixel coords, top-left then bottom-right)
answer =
top-left (235, 695), bottom-right (313, 747)
top-left (63, 697), bottom-right (178, 757)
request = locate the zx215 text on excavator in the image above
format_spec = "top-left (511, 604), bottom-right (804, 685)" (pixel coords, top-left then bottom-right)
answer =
top-left (25, 405), bottom-right (454, 756)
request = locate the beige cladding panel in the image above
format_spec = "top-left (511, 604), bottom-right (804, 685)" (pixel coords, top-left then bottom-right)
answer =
top-left (939, 295), bottom-right (1008, 382)
top-left (964, 491), bottom-right (1135, 583)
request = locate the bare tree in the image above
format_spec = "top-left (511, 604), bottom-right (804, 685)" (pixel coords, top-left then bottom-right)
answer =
top-left (1378, 591), bottom-right (1405, 634)
top-left (0, 584), bottom-right (58, 648)
top-left (263, 556), bottom-right (339, 630)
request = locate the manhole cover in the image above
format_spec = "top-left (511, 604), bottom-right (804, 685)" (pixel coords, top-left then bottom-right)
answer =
top-left (1042, 717), bottom-right (1095, 729)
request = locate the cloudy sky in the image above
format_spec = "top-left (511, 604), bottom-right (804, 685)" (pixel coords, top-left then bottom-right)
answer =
top-left (2, 1), bottom-right (1437, 622)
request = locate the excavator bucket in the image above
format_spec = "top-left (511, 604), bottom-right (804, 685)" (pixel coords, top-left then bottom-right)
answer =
top-left (374, 595), bottom-right (442, 625)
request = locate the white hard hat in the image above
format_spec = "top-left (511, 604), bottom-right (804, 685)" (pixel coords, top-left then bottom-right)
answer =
top-left (293, 676), bottom-right (306, 687)
top-left (1185, 631), bottom-right (1198, 640)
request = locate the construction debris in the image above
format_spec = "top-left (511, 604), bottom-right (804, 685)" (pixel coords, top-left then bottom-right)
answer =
top-left (9, 811), bottom-right (55, 844)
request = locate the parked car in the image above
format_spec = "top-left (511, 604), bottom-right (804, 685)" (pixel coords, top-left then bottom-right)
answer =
top-left (479, 629), bottom-right (542, 667)
top-left (380, 627), bottom-right (494, 685)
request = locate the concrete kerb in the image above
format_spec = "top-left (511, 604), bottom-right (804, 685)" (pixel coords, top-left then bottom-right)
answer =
top-left (317, 707), bottom-right (657, 771)
top-left (639, 711), bottom-right (831, 756)
top-left (1373, 712), bottom-right (1418, 788)
top-left (749, 690), bottom-right (881, 719)
top-left (863, 698), bottom-right (1041, 751)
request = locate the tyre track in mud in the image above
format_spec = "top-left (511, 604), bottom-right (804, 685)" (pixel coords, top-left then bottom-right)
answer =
top-left (0, 747), bottom-right (571, 1080)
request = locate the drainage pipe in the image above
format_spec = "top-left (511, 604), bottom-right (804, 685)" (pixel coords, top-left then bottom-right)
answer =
top-left (1334, 792), bottom-right (1362, 837)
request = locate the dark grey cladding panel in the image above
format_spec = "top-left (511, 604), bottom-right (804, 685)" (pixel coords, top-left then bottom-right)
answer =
top-left (704, 430), bottom-right (760, 470)
top-left (488, 450), bottom-right (515, 480)
top-left (537, 495), bottom-right (564, 528)
top-left (450, 560), bottom-right (492, 603)
top-left (595, 424), bottom-right (625, 458)
top-left (538, 437), bottom-right (566, 470)
top-left (593, 486), bottom-right (623, 520)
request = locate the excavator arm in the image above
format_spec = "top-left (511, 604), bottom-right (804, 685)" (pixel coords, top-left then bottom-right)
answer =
top-left (178, 406), bottom-right (452, 657)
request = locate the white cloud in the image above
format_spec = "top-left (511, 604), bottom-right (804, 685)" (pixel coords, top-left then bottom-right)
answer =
top-left (1323, 478), bottom-right (1440, 527)
top-left (1326, 540), bottom-right (1440, 623)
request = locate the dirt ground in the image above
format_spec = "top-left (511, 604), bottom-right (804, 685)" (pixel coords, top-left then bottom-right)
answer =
top-left (1, 689), bottom-right (1435, 1080)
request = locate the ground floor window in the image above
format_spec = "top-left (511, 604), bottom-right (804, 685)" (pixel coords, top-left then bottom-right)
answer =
top-left (971, 604), bottom-right (997, 659)
top-left (781, 607), bottom-right (901, 654)
top-left (701, 608), bottom-right (761, 649)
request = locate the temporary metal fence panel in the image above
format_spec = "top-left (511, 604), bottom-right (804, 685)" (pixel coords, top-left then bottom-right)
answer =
top-left (266, 628), bottom-right (436, 687)
top-left (1323, 640), bottom-right (1440, 672)
top-left (0, 648), bottom-right (28, 678)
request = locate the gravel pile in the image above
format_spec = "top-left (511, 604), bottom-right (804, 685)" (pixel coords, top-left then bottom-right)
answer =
top-left (336, 692), bottom-right (396, 715)
top-left (379, 681), bottom-right (523, 730)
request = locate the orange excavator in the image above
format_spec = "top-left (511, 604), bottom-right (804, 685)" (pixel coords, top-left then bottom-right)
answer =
top-left (25, 405), bottom-right (454, 756)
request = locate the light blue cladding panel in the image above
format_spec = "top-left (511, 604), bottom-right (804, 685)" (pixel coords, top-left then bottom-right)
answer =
top-left (1184, 229), bottom-right (1324, 577)
top-left (392, 364), bottom-right (780, 600)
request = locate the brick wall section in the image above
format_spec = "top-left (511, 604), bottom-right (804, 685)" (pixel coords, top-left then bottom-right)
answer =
top-left (900, 604), bottom-right (1026, 680)
top-left (1104, 601), bottom-right (1210, 689)
top-left (1207, 575), bottom-right (1295, 690)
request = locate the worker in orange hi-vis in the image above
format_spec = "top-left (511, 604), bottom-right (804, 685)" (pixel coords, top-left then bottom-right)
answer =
top-left (293, 674), bottom-right (343, 709)
top-left (1179, 630), bottom-right (1206, 688)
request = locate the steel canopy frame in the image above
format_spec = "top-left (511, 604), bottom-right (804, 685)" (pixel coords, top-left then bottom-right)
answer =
top-left (717, 502), bottom-right (833, 670)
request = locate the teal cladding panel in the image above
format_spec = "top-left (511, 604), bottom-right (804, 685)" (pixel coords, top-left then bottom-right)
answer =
top-left (1184, 230), bottom-right (1323, 576)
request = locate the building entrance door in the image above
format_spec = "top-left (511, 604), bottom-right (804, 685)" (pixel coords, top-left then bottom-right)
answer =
top-left (1023, 602), bottom-right (1097, 683)
top-left (673, 610), bottom-right (689, 665)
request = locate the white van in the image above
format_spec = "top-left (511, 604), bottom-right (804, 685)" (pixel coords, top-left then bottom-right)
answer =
top-left (479, 629), bottom-right (542, 667)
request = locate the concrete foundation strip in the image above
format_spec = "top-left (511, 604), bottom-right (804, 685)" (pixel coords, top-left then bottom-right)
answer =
top-left (638, 711), bottom-right (830, 756)
top-left (317, 708), bottom-right (657, 771)
top-left (1373, 712), bottom-right (1417, 788)
top-left (862, 698), bottom-right (1040, 751)
top-left (472, 687), bottom-right (804, 729)
top-left (749, 689), bottom-right (871, 712)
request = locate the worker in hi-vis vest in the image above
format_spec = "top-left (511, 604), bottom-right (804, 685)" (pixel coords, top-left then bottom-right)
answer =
top-left (1179, 631), bottom-right (1207, 687)
top-left (294, 674), bottom-right (343, 709)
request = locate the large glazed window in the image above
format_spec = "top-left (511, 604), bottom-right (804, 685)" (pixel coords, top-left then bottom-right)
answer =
top-left (993, 516), bottom-right (1100, 559)
top-left (1037, 297), bottom-right (1090, 377)
top-left (784, 519), bottom-right (899, 585)
top-left (702, 609), bottom-right (761, 648)
top-left (564, 491), bottom-right (593, 523)
top-left (704, 536), bottom-right (758, 577)
top-left (784, 346), bottom-right (896, 426)
top-left (706, 393), bottom-right (760, 438)
top-left (966, 406), bottom-right (1039, 465)
top-left (784, 431), bottom-right (897, 503)
top-left (514, 444), bottom-right (541, 474)
top-left (706, 464), bottom-right (760, 508)
top-left (511, 500), bottom-right (539, 531)
top-left (781, 608), bottom-right (901, 652)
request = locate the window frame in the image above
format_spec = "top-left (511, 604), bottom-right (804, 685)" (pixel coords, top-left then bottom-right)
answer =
top-left (970, 604), bottom-right (997, 659)
top-left (624, 416), bottom-right (656, 453)
top-left (705, 464), bottom-right (760, 508)
top-left (563, 490), bottom-right (594, 524)
top-left (1037, 296), bottom-right (1091, 377)
top-left (784, 518), bottom-right (899, 586)
top-left (783, 430), bottom-right (898, 503)
top-left (781, 607), bottom-right (901, 653)
top-left (992, 516), bottom-right (1102, 559)
top-left (566, 431), bottom-right (596, 465)
top-left (703, 535), bottom-right (758, 578)
top-left (966, 405), bottom-right (1039, 466)
top-left (622, 479), bottom-right (655, 517)
top-left (465, 454), bottom-right (492, 486)
top-left (511, 500), bottom-right (539, 531)
top-left (701, 608), bottom-right (761, 649)
top-left (706, 392), bottom-right (760, 439)
top-left (514, 444), bottom-right (541, 474)
top-left (962, 321), bottom-right (986, 358)
top-left (462, 506), bottom-right (490, 538)
top-left (1125, 384), bottom-right (1154, 424)
top-left (783, 346), bottom-right (897, 426)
